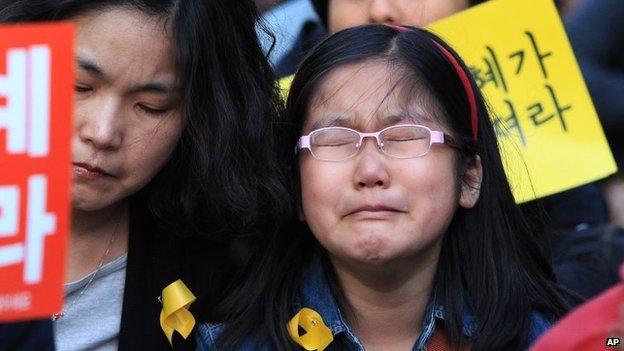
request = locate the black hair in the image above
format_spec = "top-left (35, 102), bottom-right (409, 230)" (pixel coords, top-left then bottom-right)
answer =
top-left (216, 24), bottom-right (574, 350)
top-left (0, 0), bottom-right (291, 282)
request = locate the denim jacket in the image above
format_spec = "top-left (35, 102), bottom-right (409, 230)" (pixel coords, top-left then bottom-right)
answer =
top-left (196, 256), bottom-right (552, 350)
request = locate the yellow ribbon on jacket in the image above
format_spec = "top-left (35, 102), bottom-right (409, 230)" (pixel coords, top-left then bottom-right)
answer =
top-left (159, 279), bottom-right (197, 345)
top-left (287, 307), bottom-right (333, 351)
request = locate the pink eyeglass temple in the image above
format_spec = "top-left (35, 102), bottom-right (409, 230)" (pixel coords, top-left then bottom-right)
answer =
top-left (296, 127), bottom-right (447, 153)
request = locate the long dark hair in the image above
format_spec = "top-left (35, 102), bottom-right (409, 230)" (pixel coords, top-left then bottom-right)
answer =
top-left (217, 25), bottom-right (573, 350)
top-left (0, 0), bottom-right (290, 241)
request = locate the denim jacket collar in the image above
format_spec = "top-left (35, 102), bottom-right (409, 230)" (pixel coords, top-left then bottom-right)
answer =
top-left (298, 255), bottom-right (477, 351)
top-left (196, 255), bottom-right (551, 351)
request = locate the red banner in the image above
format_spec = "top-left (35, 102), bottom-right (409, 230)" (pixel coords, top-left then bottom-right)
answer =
top-left (0, 22), bottom-right (73, 322)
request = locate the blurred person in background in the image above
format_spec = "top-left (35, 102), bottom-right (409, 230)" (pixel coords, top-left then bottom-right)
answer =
top-left (259, 0), bottom-right (328, 77)
top-left (566, 0), bottom-right (624, 229)
top-left (270, 0), bottom-right (584, 78)
top-left (530, 262), bottom-right (624, 351)
top-left (269, 0), bottom-right (489, 78)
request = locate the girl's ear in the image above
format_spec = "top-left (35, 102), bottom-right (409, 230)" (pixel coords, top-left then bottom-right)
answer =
top-left (459, 154), bottom-right (483, 209)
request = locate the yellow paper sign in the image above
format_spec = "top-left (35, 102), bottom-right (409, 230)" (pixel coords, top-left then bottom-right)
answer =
top-left (427, 0), bottom-right (616, 202)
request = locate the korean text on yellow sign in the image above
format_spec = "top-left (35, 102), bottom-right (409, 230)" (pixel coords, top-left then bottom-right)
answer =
top-left (428, 0), bottom-right (616, 202)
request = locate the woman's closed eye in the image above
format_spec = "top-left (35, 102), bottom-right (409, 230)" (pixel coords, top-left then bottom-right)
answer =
top-left (136, 103), bottom-right (170, 116)
top-left (75, 84), bottom-right (92, 94)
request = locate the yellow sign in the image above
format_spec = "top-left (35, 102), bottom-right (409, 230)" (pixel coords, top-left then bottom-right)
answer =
top-left (428, 0), bottom-right (616, 202)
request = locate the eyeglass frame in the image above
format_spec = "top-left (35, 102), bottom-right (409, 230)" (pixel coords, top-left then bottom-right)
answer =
top-left (295, 124), bottom-right (460, 161)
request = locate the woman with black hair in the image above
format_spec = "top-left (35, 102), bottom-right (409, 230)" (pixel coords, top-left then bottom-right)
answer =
top-left (0, 1), bottom-right (289, 350)
top-left (198, 24), bottom-right (574, 350)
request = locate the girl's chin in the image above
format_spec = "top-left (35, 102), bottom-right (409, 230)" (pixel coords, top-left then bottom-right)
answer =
top-left (332, 245), bottom-right (397, 266)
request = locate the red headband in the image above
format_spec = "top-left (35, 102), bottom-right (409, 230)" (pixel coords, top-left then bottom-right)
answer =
top-left (384, 24), bottom-right (479, 140)
top-left (385, 24), bottom-right (408, 33)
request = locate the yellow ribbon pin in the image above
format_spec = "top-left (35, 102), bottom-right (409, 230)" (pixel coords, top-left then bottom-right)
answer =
top-left (159, 279), bottom-right (197, 345)
top-left (287, 307), bottom-right (334, 351)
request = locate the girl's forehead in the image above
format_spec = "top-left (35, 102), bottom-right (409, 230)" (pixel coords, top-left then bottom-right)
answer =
top-left (305, 61), bottom-right (443, 132)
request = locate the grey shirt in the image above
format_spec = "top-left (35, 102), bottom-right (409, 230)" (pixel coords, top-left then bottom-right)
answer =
top-left (54, 254), bottom-right (127, 351)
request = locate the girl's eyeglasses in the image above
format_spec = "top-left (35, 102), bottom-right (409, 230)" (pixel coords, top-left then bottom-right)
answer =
top-left (296, 124), bottom-right (459, 161)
